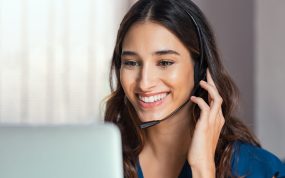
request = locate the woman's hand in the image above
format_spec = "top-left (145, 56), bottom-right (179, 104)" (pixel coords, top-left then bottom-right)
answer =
top-left (188, 69), bottom-right (225, 178)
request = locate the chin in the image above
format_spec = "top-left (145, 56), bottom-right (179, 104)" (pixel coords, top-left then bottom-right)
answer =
top-left (137, 111), bottom-right (167, 122)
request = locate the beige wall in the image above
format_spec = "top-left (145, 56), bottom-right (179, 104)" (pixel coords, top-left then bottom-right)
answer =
top-left (256, 0), bottom-right (285, 159)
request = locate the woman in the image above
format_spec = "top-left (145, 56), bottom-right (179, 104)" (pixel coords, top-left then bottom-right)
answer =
top-left (105, 0), bottom-right (285, 177)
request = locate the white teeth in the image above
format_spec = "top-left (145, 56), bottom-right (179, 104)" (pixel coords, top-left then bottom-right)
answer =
top-left (139, 93), bottom-right (168, 103)
top-left (146, 97), bottom-right (150, 102)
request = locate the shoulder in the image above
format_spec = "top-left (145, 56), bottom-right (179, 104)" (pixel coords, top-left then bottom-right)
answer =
top-left (231, 141), bottom-right (285, 177)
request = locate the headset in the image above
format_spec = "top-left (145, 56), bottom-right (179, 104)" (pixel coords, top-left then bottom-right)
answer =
top-left (139, 1), bottom-right (207, 129)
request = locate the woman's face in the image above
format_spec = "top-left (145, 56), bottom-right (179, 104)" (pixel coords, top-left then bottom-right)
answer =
top-left (120, 21), bottom-right (194, 122)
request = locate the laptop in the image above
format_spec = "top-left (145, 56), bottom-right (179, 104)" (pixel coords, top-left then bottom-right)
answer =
top-left (0, 123), bottom-right (123, 178)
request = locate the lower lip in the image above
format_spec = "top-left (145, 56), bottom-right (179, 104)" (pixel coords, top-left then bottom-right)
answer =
top-left (138, 94), bottom-right (168, 109)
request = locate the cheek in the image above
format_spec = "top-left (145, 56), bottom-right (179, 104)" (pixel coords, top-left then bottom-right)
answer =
top-left (165, 65), bottom-right (194, 95)
top-left (120, 69), bottom-right (136, 96)
top-left (162, 65), bottom-right (194, 101)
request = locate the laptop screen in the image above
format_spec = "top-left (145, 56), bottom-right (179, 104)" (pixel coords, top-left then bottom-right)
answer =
top-left (0, 123), bottom-right (123, 178)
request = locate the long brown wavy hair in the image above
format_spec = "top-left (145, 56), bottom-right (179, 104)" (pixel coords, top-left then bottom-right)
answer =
top-left (105, 0), bottom-right (260, 177)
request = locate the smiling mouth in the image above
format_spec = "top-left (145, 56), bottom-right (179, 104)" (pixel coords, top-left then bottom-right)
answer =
top-left (136, 92), bottom-right (170, 108)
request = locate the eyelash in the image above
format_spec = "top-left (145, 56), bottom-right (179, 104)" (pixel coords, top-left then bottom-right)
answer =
top-left (122, 60), bottom-right (140, 67)
top-left (122, 59), bottom-right (175, 69)
top-left (158, 60), bottom-right (174, 67)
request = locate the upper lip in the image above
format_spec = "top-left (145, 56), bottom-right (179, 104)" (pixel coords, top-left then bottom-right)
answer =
top-left (136, 91), bottom-right (169, 97)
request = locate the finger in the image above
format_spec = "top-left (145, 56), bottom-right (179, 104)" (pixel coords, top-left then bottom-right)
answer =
top-left (200, 80), bottom-right (223, 107)
top-left (206, 68), bottom-right (217, 89)
top-left (190, 96), bottom-right (210, 121)
top-left (191, 96), bottom-right (210, 111)
top-left (199, 81), bottom-right (223, 124)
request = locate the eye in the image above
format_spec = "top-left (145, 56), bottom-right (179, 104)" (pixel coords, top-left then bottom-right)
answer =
top-left (158, 60), bottom-right (175, 67)
top-left (121, 60), bottom-right (140, 69)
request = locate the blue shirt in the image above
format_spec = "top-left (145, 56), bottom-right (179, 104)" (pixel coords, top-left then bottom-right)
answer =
top-left (136, 141), bottom-right (285, 178)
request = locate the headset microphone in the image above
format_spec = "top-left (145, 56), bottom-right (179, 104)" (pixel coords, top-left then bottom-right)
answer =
top-left (139, 98), bottom-right (190, 129)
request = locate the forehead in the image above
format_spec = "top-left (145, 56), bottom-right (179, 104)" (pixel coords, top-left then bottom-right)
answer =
top-left (122, 21), bottom-right (188, 54)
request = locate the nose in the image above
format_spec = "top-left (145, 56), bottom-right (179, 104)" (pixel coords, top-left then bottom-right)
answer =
top-left (137, 64), bottom-right (157, 91)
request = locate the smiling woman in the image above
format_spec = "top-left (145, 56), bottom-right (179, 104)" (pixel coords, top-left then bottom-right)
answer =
top-left (104, 0), bottom-right (285, 178)
top-left (120, 22), bottom-right (194, 124)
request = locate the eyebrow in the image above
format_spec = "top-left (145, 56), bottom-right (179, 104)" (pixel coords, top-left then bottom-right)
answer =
top-left (121, 50), bottom-right (180, 57)
top-left (121, 51), bottom-right (137, 56)
top-left (154, 50), bottom-right (180, 56)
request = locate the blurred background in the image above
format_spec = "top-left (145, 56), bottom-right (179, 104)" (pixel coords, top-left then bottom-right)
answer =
top-left (0, 0), bottom-right (284, 159)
